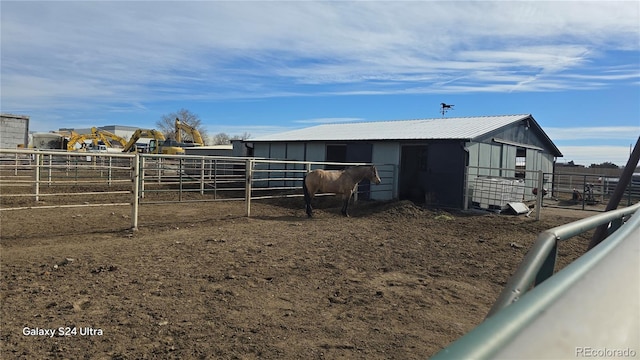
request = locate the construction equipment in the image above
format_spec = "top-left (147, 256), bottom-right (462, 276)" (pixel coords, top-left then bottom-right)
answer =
top-left (175, 118), bottom-right (205, 146)
top-left (122, 129), bottom-right (185, 155)
top-left (67, 131), bottom-right (91, 151)
top-left (91, 127), bottom-right (128, 149)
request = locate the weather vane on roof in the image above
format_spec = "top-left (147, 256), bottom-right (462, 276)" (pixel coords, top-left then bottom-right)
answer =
top-left (440, 103), bottom-right (454, 117)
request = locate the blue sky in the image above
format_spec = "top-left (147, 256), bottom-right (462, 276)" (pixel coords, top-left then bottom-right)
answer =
top-left (1, 1), bottom-right (639, 166)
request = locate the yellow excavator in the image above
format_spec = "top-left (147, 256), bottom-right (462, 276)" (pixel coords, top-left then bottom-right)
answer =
top-left (122, 129), bottom-right (185, 155)
top-left (175, 118), bottom-right (205, 146)
top-left (66, 131), bottom-right (92, 151)
top-left (91, 127), bottom-right (128, 149)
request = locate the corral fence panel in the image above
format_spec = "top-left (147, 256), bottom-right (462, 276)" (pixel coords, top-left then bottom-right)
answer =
top-left (464, 165), bottom-right (547, 219)
top-left (1, 149), bottom-right (396, 229)
top-left (549, 170), bottom-right (640, 210)
top-left (0, 148), bottom-right (135, 210)
top-left (464, 165), bottom-right (640, 215)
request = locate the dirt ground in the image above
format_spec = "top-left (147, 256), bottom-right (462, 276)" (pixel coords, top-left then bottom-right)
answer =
top-left (0, 197), bottom-right (595, 359)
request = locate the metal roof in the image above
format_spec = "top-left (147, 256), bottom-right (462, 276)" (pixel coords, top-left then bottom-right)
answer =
top-left (252, 114), bottom-right (533, 142)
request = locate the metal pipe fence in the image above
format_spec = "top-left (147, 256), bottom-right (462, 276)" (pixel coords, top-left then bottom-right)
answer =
top-left (550, 170), bottom-right (640, 209)
top-left (432, 201), bottom-right (640, 359)
top-left (1, 149), bottom-right (135, 208)
top-left (464, 165), bottom-right (546, 220)
top-left (464, 165), bottom-right (640, 215)
top-left (1, 149), bottom-right (396, 228)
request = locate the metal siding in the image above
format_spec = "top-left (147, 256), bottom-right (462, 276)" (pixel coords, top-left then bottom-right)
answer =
top-left (477, 143), bottom-right (493, 176)
top-left (524, 148), bottom-right (542, 200)
top-left (372, 142), bottom-right (399, 165)
top-left (306, 143), bottom-right (325, 165)
top-left (372, 142), bottom-right (399, 200)
top-left (253, 143), bottom-right (271, 158)
top-left (465, 142), bottom-right (480, 208)
top-left (490, 144), bottom-right (501, 176)
top-left (261, 143), bottom-right (286, 187)
top-left (501, 145), bottom-right (517, 178)
top-left (286, 143), bottom-right (305, 160)
top-left (466, 142), bottom-right (480, 171)
top-left (541, 153), bottom-right (555, 193)
top-left (286, 143), bottom-right (306, 186)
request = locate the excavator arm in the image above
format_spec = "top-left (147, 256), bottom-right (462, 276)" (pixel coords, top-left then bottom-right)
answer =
top-left (91, 127), bottom-right (128, 148)
top-left (175, 118), bottom-right (204, 146)
top-left (67, 131), bottom-right (90, 151)
top-left (122, 129), bottom-right (184, 154)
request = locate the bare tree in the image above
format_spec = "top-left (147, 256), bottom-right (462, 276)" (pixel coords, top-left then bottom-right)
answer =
top-left (211, 132), bottom-right (231, 145)
top-left (156, 109), bottom-right (207, 143)
top-left (211, 132), bottom-right (251, 145)
top-left (232, 132), bottom-right (251, 141)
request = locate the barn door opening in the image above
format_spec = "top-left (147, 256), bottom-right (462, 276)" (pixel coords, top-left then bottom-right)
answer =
top-left (399, 145), bottom-right (429, 203)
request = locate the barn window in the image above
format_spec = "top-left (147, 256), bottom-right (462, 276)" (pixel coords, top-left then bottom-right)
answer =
top-left (515, 147), bottom-right (526, 178)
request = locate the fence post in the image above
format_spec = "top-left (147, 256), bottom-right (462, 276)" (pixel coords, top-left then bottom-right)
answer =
top-left (108, 156), bottom-right (112, 187)
top-left (140, 156), bottom-right (146, 199)
top-left (131, 153), bottom-right (140, 230)
top-left (179, 157), bottom-right (183, 202)
top-left (200, 158), bottom-right (205, 195)
top-left (245, 159), bottom-right (253, 217)
top-left (535, 170), bottom-right (543, 220)
top-left (47, 154), bottom-right (52, 187)
top-left (463, 165), bottom-right (469, 210)
top-left (34, 152), bottom-right (41, 203)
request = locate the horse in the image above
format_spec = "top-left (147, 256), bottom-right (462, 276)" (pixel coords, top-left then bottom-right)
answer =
top-left (303, 165), bottom-right (381, 217)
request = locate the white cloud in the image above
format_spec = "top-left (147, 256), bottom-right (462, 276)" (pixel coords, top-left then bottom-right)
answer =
top-left (2, 1), bottom-right (639, 109)
top-left (558, 145), bottom-right (636, 167)
top-left (546, 127), bottom-right (640, 141)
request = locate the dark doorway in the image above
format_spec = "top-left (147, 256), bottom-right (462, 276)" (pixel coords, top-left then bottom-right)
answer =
top-left (399, 145), bottom-right (429, 203)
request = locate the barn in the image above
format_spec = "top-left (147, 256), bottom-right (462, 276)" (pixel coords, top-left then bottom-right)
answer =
top-left (245, 114), bottom-right (563, 209)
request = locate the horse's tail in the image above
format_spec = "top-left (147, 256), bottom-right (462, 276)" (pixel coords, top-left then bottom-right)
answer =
top-left (303, 174), bottom-right (313, 217)
top-left (303, 174), bottom-right (311, 204)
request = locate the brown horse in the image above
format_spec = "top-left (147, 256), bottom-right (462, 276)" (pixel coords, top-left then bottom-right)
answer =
top-left (303, 165), bottom-right (381, 217)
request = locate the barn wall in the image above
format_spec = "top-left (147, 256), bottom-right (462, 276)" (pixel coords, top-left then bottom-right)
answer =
top-left (501, 145), bottom-right (517, 177)
top-left (285, 143), bottom-right (306, 186)
top-left (371, 142), bottom-right (399, 200)
top-left (465, 141), bottom-right (553, 207)
top-left (253, 143), bottom-right (270, 159)
top-left (478, 118), bottom-right (551, 151)
top-left (306, 143), bottom-right (325, 164)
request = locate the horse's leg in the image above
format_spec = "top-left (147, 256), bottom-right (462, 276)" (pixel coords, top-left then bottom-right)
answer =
top-left (306, 194), bottom-right (314, 217)
top-left (341, 193), bottom-right (351, 217)
top-left (303, 176), bottom-right (313, 217)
